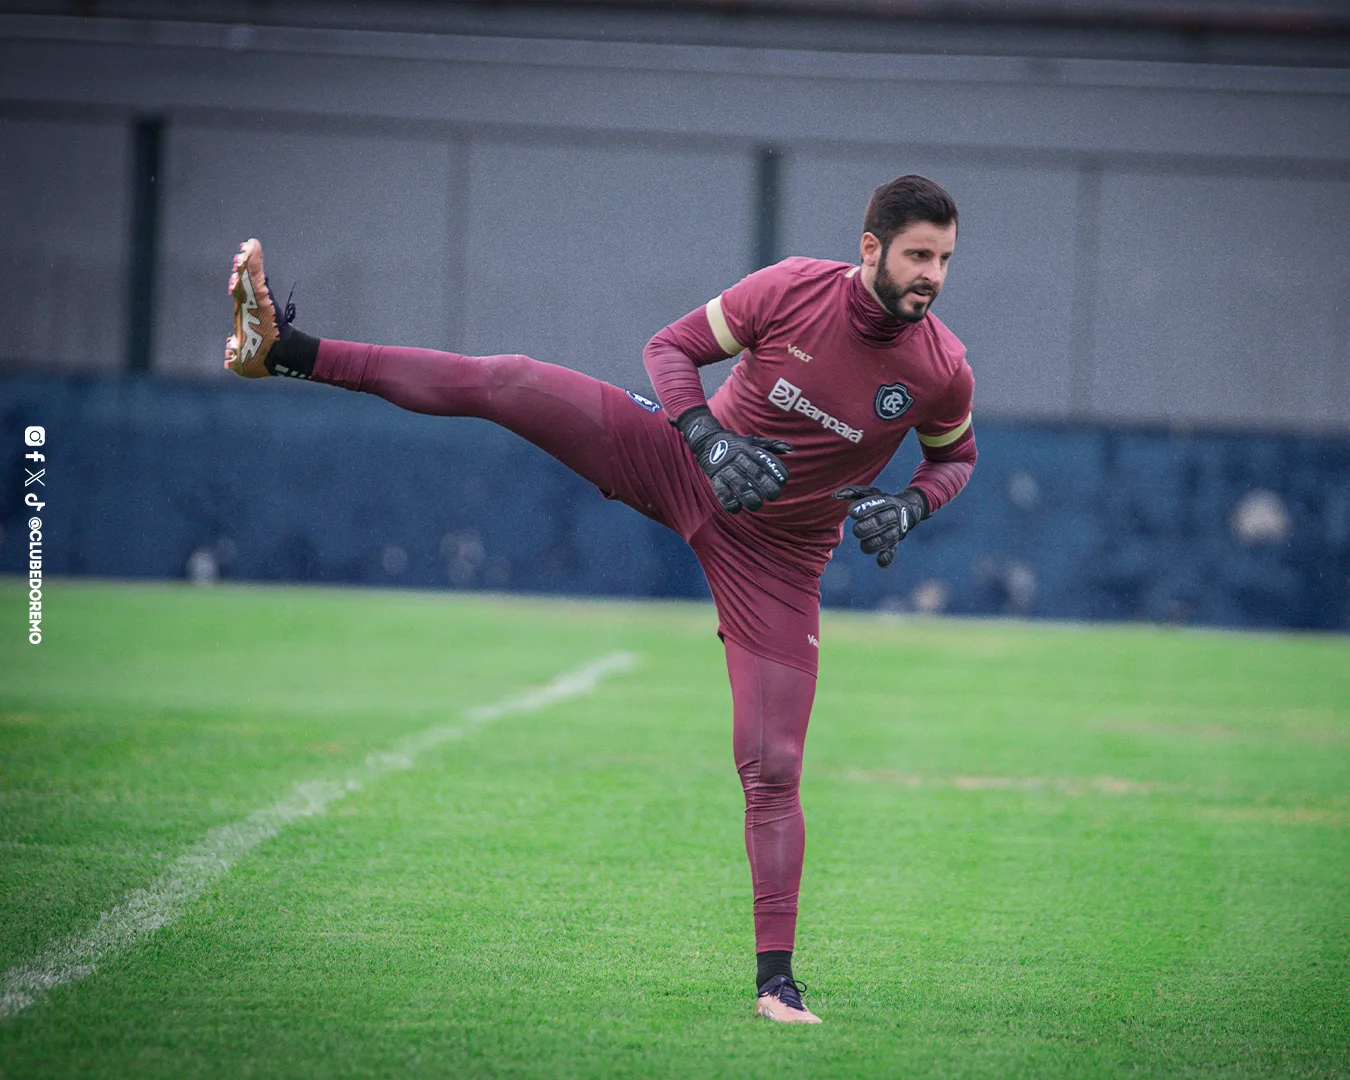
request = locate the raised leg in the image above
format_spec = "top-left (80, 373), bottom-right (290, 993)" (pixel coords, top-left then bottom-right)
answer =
top-left (314, 339), bottom-right (622, 494)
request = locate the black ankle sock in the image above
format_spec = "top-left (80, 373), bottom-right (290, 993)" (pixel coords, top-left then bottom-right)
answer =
top-left (756, 950), bottom-right (794, 991)
top-left (266, 328), bottom-right (320, 379)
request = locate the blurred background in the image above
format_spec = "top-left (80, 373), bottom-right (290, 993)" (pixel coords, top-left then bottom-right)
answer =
top-left (0, 0), bottom-right (1346, 629)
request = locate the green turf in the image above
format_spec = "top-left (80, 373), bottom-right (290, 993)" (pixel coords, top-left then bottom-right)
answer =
top-left (0, 579), bottom-right (1346, 1079)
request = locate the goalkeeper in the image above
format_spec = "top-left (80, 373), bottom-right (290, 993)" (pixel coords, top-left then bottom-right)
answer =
top-left (224, 174), bottom-right (977, 1024)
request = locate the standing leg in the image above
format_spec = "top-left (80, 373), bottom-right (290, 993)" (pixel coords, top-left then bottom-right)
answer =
top-left (726, 639), bottom-right (816, 955)
top-left (691, 515), bottom-right (826, 1023)
top-left (725, 639), bottom-right (823, 1024)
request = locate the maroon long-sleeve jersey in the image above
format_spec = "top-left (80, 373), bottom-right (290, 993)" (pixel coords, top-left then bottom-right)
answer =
top-left (644, 257), bottom-right (977, 544)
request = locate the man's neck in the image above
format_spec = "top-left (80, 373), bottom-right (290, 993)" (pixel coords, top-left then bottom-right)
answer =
top-left (857, 264), bottom-right (892, 318)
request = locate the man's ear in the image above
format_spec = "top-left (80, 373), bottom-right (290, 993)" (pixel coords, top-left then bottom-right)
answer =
top-left (860, 231), bottom-right (882, 267)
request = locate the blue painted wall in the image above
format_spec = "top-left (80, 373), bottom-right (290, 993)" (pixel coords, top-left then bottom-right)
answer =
top-left (2, 375), bottom-right (1346, 632)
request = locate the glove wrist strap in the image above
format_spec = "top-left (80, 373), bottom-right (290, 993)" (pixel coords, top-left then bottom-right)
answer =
top-left (898, 486), bottom-right (930, 521)
top-left (673, 404), bottom-right (723, 451)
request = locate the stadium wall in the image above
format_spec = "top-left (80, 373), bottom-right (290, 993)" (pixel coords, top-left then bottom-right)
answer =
top-left (1, 11), bottom-right (1348, 434)
top-left (2, 374), bottom-right (1346, 632)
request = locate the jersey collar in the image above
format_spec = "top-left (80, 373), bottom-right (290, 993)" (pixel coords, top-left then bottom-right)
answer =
top-left (844, 265), bottom-right (916, 347)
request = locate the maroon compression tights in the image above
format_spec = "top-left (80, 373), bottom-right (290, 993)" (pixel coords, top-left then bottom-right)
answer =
top-left (314, 340), bottom-right (814, 952)
top-left (315, 341), bottom-right (622, 493)
top-left (725, 639), bottom-right (814, 952)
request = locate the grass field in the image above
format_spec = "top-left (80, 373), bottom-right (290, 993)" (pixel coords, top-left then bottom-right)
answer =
top-left (0, 579), bottom-right (1346, 1079)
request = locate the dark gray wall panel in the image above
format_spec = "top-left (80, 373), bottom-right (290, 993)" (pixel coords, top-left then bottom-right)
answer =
top-left (1091, 171), bottom-right (1350, 430)
top-left (155, 123), bottom-right (456, 377)
top-left (3, 26), bottom-right (1346, 162)
top-left (0, 118), bottom-right (129, 370)
top-left (782, 151), bottom-right (1080, 420)
top-left (460, 140), bottom-right (754, 389)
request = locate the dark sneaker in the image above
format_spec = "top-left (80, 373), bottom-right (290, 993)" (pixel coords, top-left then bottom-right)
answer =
top-left (754, 974), bottom-right (822, 1024)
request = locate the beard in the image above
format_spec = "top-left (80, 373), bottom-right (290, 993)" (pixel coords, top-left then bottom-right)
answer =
top-left (874, 257), bottom-right (938, 323)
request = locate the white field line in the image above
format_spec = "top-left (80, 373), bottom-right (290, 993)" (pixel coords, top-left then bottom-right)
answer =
top-left (0, 651), bottom-right (637, 1020)
top-left (840, 769), bottom-right (1187, 797)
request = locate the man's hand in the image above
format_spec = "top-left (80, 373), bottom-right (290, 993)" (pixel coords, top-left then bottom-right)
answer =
top-left (675, 406), bottom-right (792, 514)
top-left (833, 485), bottom-right (929, 567)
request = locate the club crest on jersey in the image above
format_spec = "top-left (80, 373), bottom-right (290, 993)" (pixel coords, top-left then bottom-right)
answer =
top-left (874, 382), bottom-right (914, 421)
top-left (625, 389), bottom-right (661, 413)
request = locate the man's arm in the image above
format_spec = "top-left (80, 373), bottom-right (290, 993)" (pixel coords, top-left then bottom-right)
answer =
top-left (641, 302), bottom-right (732, 420)
top-left (643, 272), bottom-right (795, 514)
top-left (643, 263), bottom-right (791, 418)
top-left (909, 363), bottom-right (977, 513)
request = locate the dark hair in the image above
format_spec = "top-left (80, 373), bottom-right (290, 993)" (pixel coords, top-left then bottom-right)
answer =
top-left (863, 174), bottom-right (958, 244)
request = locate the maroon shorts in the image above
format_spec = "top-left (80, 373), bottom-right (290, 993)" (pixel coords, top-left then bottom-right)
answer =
top-left (598, 386), bottom-right (827, 676)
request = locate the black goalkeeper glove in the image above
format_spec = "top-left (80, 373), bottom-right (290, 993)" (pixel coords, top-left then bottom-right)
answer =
top-left (832, 485), bottom-right (929, 567)
top-left (674, 405), bottom-right (793, 514)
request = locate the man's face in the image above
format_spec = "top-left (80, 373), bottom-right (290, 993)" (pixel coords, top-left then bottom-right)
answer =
top-left (861, 220), bottom-right (957, 323)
